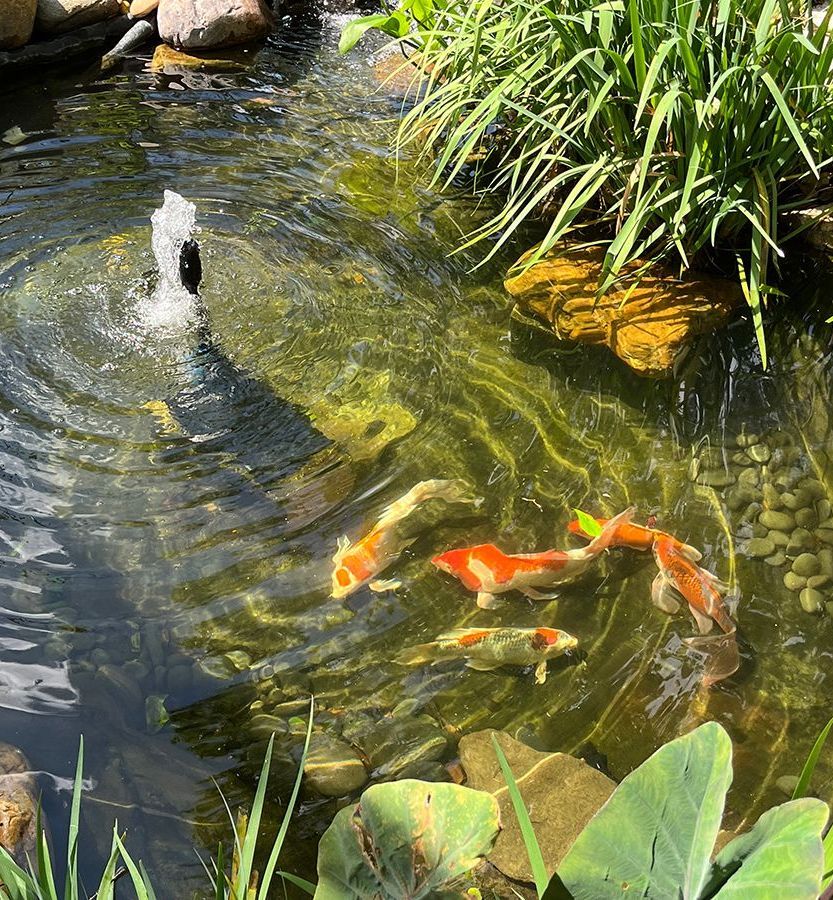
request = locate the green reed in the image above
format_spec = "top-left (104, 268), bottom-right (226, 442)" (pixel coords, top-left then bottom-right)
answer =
top-left (347, 0), bottom-right (833, 364)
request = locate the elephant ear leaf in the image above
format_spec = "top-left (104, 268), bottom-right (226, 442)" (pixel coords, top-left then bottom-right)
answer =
top-left (555, 721), bottom-right (732, 900)
top-left (702, 797), bottom-right (828, 899)
top-left (314, 780), bottom-right (500, 900)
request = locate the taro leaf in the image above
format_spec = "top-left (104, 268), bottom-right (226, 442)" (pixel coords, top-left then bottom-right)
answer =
top-left (314, 779), bottom-right (500, 900)
top-left (338, 14), bottom-right (391, 54)
top-left (555, 721), bottom-right (732, 900)
top-left (701, 798), bottom-right (828, 899)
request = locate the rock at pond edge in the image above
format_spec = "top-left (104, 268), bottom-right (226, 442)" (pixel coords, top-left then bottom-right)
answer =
top-left (0, 0), bottom-right (37, 49)
top-left (150, 41), bottom-right (258, 71)
top-left (459, 728), bottom-right (616, 884)
top-left (36, 0), bottom-right (121, 34)
top-left (504, 244), bottom-right (742, 378)
top-left (157, 0), bottom-right (271, 50)
top-left (303, 733), bottom-right (368, 798)
top-left (0, 742), bottom-right (39, 866)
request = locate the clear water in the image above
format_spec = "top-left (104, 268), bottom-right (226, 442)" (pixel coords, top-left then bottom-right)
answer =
top-left (1, 8), bottom-right (832, 894)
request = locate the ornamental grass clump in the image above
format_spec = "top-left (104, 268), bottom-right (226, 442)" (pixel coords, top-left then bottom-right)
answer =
top-left (344, 0), bottom-right (833, 362)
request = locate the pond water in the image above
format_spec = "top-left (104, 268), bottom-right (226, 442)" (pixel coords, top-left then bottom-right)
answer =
top-left (1, 7), bottom-right (832, 895)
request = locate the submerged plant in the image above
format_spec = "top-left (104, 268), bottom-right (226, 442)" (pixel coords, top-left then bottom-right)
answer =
top-left (342, 0), bottom-right (833, 363)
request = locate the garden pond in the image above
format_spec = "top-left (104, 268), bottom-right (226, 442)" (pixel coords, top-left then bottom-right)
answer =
top-left (0, 8), bottom-right (832, 894)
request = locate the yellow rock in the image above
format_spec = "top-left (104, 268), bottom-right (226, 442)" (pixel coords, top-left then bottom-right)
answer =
top-left (504, 245), bottom-right (743, 378)
top-left (129, 0), bottom-right (158, 16)
top-left (150, 42), bottom-right (256, 73)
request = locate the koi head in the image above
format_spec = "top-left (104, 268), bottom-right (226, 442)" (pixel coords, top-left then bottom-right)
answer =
top-left (431, 547), bottom-right (471, 577)
top-left (531, 627), bottom-right (578, 656)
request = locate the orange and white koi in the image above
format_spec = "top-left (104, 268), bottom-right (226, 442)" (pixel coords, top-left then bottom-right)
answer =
top-left (567, 514), bottom-right (701, 560)
top-left (651, 535), bottom-right (736, 635)
top-left (432, 506), bottom-right (635, 608)
top-left (398, 626), bottom-right (578, 684)
top-left (331, 479), bottom-right (477, 599)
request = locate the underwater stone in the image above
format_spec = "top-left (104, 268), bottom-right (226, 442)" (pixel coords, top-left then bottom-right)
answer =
top-left (731, 451), bottom-right (753, 467)
top-left (123, 659), bottom-right (148, 681)
top-left (786, 528), bottom-right (815, 557)
top-left (737, 467), bottom-right (761, 488)
top-left (792, 553), bottom-right (821, 578)
top-left (807, 574), bottom-right (831, 590)
top-left (769, 529), bottom-right (790, 548)
top-left (784, 488), bottom-right (812, 511)
top-left (736, 432), bottom-right (760, 449)
top-left (759, 510), bottom-right (795, 532)
top-left (0, 743), bottom-right (38, 866)
top-left (795, 507), bottom-right (819, 530)
top-left (775, 468), bottom-right (803, 491)
top-left (249, 713), bottom-right (288, 740)
top-left (198, 655), bottom-right (236, 680)
top-left (746, 444), bottom-right (771, 464)
top-left (775, 775), bottom-right (800, 796)
top-left (800, 478), bottom-right (827, 500)
top-left (818, 548), bottom-right (833, 576)
top-left (827, 601), bottom-right (833, 617)
top-left (744, 537), bottom-right (775, 559)
top-left (695, 469), bottom-right (735, 488)
top-left (223, 650), bottom-right (251, 671)
top-left (762, 484), bottom-right (783, 510)
top-left (799, 588), bottom-right (824, 614)
top-left (742, 501), bottom-right (763, 522)
top-left (784, 571), bottom-right (807, 592)
top-left (817, 498), bottom-right (832, 521)
top-left (394, 760), bottom-right (452, 783)
top-left (764, 550), bottom-right (787, 567)
top-left (751, 523), bottom-right (769, 539)
top-left (815, 528), bottom-right (833, 546)
top-left (166, 664), bottom-right (193, 693)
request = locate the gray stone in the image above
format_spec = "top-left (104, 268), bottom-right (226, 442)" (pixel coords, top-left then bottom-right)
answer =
top-left (460, 730), bottom-right (616, 884)
top-left (792, 553), bottom-right (821, 578)
top-left (36, 0), bottom-right (120, 34)
top-left (726, 486), bottom-right (761, 511)
top-left (742, 501), bottom-right (763, 522)
top-left (157, 0), bottom-right (272, 49)
top-left (223, 650), bottom-right (251, 671)
top-left (0, 0), bottom-right (36, 49)
top-left (800, 588), bottom-right (824, 614)
top-left (759, 510), bottom-right (795, 531)
top-left (784, 489), bottom-right (812, 511)
top-left (784, 571), bottom-right (807, 592)
top-left (738, 467), bottom-right (761, 488)
top-left (731, 451), bottom-right (753, 467)
top-left (744, 537), bottom-right (775, 559)
top-left (786, 528), bottom-right (815, 557)
top-left (775, 468), bottom-right (803, 491)
top-left (304, 733), bottom-right (368, 797)
top-left (764, 550), bottom-right (787, 567)
top-left (747, 443), bottom-right (770, 464)
top-left (751, 522), bottom-right (769, 539)
top-left (249, 714), bottom-right (288, 740)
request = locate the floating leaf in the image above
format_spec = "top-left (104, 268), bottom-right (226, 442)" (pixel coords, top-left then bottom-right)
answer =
top-left (572, 508), bottom-right (603, 538)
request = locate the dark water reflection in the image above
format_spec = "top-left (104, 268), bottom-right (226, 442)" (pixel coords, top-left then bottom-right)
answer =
top-left (1, 9), bottom-right (832, 894)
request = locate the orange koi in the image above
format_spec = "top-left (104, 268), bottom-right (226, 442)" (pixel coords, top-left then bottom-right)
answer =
top-left (331, 479), bottom-right (477, 599)
top-left (651, 535), bottom-right (736, 635)
top-left (567, 514), bottom-right (701, 560)
top-left (398, 626), bottom-right (578, 684)
top-left (432, 506), bottom-right (635, 608)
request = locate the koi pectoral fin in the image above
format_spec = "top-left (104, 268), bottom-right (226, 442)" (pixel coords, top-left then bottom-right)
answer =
top-left (476, 591), bottom-right (501, 609)
top-left (465, 659), bottom-right (501, 672)
top-left (651, 573), bottom-right (682, 614)
top-left (521, 587), bottom-right (561, 601)
top-left (689, 603), bottom-right (714, 635)
top-left (534, 660), bottom-right (548, 684)
top-left (369, 578), bottom-right (402, 593)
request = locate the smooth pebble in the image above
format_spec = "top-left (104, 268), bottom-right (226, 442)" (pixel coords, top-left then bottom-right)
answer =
top-left (745, 537), bottom-right (775, 558)
top-left (759, 510), bottom-right (795, 531)
top-left (792, 553), bottom-right (821, 577)
top-left (747, 443), bottom-right (771, 464)
top-left (784, 571), bottom-right (807, 592)
top-left (807, 574), bottom-right (831, 590)
top-left (800, 588), bottom-right (824, 614)
top-left (764, 550), bottom-right (787, 567)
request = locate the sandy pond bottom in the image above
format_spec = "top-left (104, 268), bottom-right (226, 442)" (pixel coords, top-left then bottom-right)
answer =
top-left (0, 9), bottom-right (832, 894)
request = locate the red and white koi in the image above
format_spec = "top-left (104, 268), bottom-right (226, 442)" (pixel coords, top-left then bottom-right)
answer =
top-left (398, 626), bottom-right (578, 684)
top-left (331, 479), bottom-right (477, 599)
top-left (432, 506), bottom-right (635, 608)
top-left (567, 514), bottom-right (701, 560)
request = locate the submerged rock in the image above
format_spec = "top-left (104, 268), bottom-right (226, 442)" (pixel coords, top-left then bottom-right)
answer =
top-left (157, 0), bottom-right (271, 49)
top-left (36, 0), bottom-right (120, 34)
top-left (0, 0), bottom-right (36, 49)
top-left (129, 0), bottom-right (157, 14)
top-left (150, 41), bottom-right (257, 71)
top-left (303, 733), bottom-right (368, 797)
top-left (0, 743), bottom-right (38, 866)
top-left (459, 729), bottom-right (615, 883)
top-left (504, 245), bottom-right (742, 378)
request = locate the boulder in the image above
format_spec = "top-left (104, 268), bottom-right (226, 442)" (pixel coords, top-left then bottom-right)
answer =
top-left (505, 245), bottom-right (743, 378)
top-left (129, 0), bottom-right (157, 15)
top-left (0, 743), bottom-right (38, 866)
top-left (36, 0), bottom-right (121, 33)
top-left (157, 0), bottom-right (271, 49)
top-left (0, 0), bottom-right (37, 49)
top-left (459, 729), bottom-right (616, 884)
top-left (303, 733), bottom-right (368, 798)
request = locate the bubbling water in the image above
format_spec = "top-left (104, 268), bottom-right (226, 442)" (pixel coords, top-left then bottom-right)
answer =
top-left (135, 190), bottom-right (201, 339)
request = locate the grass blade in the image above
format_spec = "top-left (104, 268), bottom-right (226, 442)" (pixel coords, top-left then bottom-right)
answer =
top-left (492, 733), bottom-right (549, 897)
top-left (793, 715), bottom-right (833, 800)
top-left (277, 872), bottom-right (316, 895)
top-left (64, 736), bottom-right (84, 900)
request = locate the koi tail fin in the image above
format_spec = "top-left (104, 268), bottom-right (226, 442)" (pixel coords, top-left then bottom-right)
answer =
top-left (684, 628), bottom-right (739, 686)
top-left (397, 642), bottom-right (436, 667)
top-left (375, 479), bottom-right (480, 531)
top-left (584, 506), bottom-right (636, 555)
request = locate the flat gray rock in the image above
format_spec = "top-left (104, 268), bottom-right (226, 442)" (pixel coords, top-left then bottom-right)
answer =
top-left (459, 729), bottom-right (616, 884)
top-left (36, 0), bottom-right (120, 34)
